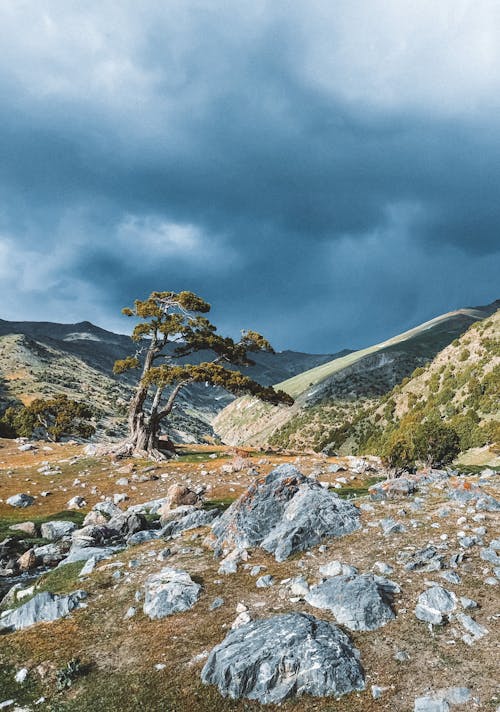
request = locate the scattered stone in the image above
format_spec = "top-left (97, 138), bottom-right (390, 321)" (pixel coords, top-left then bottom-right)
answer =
top-left (379, 518), bottom-right (406, 536)
top-left (0, 591), bottom-right (87, 632)
top-left (440, 571), bottom-right (461, 584)
top-left (319, 561), bottom-right (358, 577)
top-left (209, 597), bottom-right (224, 611)
top-left (126, 530), bottom-right (162, 546)
top-left (201, 613), bottom-right (365, 703)
top-left (256, 574), bottom-right (274, 588)
top-left (231, 610), bottom-right (251, 629)
top-left (373, 561), bottom-right (394, 575)
top-left (15, 668), bottom-right (29, 683)
top-left (6, 494), bottom-right (34, 509)
top-left (456, 613), bottom-right (488, 642)
top-left (66, 496), bottom-right (86, 510)
top-left (415, 586), bottom-right (456, 625)
top-left (143, 567), bottom-right (201, 619)
top-left (306, 573), bottom-right (398, 631)
top-left (124, 606), bottom-right (136, 619)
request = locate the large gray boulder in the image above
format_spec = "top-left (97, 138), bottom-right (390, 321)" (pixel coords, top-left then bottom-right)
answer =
top-left (40, 521), bottom-right (78, 541)
top-left (6, 493), bottom-right (35, 508)
top-left (0, 590), bottom-right (87, 632)
top-left (143, 567), bottom-right (201, 619)
top-left (415, 586), bottom-right (457, 625)
top-left (106, 511), bottom-right (148, 537)
top-left (305, 574), bottom-right (398, 631)
top-left (211, 465), bottom-right (360, 561)
top-left (71, 525), bottom-right (113, 549)
top-left (201, 613), bottom-right (365, 703)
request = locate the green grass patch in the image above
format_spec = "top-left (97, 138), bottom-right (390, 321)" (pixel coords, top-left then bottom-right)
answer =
top-left (203, 496), bottom-right (236, 512)
top-left (333, 476), bottom-right (385, 500)
top-left (0, 662), bottom-right (44, 708)
top-left (0, 510), bottom-right (86, 544)
top-left (176, 450), bottom-right (229, 463)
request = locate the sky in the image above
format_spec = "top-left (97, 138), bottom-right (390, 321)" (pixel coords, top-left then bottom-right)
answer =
top-left (0, 1), bottom-right (499, 352)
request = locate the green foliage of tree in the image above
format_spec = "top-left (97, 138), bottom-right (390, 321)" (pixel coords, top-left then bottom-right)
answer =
top-left (115, 290), bottom-right (293, 459)
top-left (412, 417), bottom-right (460, 467)
top-left (0, 395), bottom-right (95, 442)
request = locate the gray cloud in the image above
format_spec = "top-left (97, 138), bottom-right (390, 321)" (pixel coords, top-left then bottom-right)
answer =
top-left (0, 1), bottom-right (498, 351)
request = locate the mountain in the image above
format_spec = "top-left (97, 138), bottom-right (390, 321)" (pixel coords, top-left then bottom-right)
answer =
top-left (213, 300), bottom-right (500, 451)
top-left (0, 319), bottom-right (341, 443)
top-left (352, 307), bottom-right (500, 462)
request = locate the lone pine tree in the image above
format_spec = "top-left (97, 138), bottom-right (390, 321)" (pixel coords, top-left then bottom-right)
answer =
top-left (114, 290), bottom-right (293, 459)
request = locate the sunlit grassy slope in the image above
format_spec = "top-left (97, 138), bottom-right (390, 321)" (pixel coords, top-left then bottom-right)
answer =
top-left (276, 306), bottom-right (497, 398)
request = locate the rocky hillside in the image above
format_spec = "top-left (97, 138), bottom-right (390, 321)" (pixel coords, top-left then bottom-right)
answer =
top-left (214, 300), bottom-right (500, 452)
top-left (0, 319), bottom-right (340, 444)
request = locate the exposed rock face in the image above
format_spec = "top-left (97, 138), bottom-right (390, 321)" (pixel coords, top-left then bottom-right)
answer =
top-left (6, 494), bottom-right (35, 508)
top-left (0, 590), bottom-right (87, 632)
top-left (40, 521), bottom-right (78, 541)
top-left (211, 465), bottom-right (361, 561)
top-left (306, 574), bottom-right (398, 631)
top-left (143, 567), bottom-right (201, 619)
top-left (415, 586), bottom-right (457, 625)
top-left (201, 613), bottom-right (365, 703)
top-left (71, 525), bottom-right (112, 549)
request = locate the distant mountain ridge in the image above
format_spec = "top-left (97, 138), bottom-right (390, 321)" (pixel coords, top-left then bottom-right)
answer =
top-left (0, 318), bottom-right (342, 443)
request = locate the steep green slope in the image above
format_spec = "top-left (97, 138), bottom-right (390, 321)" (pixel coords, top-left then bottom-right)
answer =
top-left (355, 308), bottom-right (500, 457)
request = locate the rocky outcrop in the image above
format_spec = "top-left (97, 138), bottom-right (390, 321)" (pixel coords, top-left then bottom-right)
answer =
top-left (201, 613), bottom-right (365, 703)
top-left (210, 465), bottom-right (361, 561)
top-left (0, 590), bottom-right (87, 632)
top-left (305, 574), bottom-right (399, 631)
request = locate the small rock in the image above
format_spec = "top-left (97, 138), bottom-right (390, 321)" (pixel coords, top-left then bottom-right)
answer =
top-left (15, 668), bottom-right (29, 683)
top-left (256, 574), bottom-right (274, 588)
top-left (6, 494), bottom-right (35, 509)
top-left (415, 586), bottom-right (456, 625)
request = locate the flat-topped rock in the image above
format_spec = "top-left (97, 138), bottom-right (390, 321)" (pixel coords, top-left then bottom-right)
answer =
top-left (306, 573), bottom-right (398, 631)
top-left (201, 612), bottom-right (365, 703)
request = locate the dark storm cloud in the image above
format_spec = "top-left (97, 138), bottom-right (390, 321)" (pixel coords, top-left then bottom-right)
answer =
top-left (0, 1), bottom-right (499, 350)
